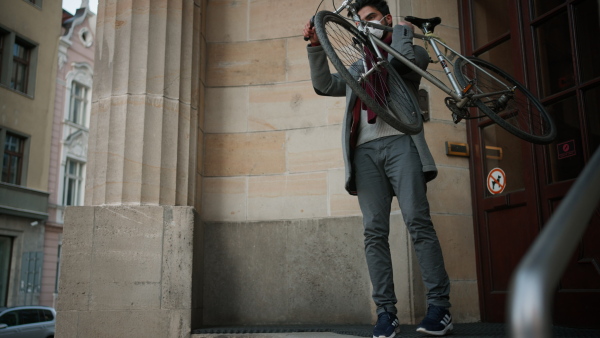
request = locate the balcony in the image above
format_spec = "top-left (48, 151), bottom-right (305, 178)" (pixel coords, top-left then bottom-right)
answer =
top-left (0, 182), bottom-right (49, 220)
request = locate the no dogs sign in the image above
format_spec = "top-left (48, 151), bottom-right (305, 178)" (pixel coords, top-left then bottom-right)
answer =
top-left (487, 168), bottom-right (506, 195)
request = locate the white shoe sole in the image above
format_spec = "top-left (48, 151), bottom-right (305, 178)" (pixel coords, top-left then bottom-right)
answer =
top-left (416, 323), bottom-right (454, 336)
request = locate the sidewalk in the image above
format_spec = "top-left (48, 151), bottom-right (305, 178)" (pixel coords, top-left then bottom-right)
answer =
top-left (194, 334), bottom-right (356, 338)
top-left (192, 323), bottom-right (600, 338)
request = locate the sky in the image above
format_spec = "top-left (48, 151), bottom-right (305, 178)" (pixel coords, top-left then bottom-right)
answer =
top-left (62, 0), bottom-right (99, 15)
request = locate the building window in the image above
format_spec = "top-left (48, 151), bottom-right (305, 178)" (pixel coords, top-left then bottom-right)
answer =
top-left (54, 244), bottom-right (61, 294)
top-left (63, 159), bottom-right (84, 206)
top-left (0, 29), bottom-right (37, 96)
top-left (24, 0), bottom-right (42, 7)
top-left (2, 133), bottom-right (25, 185)
top-left (68, 82), bottom-right (88, 126)
top-left (11, 40), bottom-right (31, 94)
top-left (0, 33), bottom-right (5, 79)
top-left (0, 236), bottom-right (12, 307)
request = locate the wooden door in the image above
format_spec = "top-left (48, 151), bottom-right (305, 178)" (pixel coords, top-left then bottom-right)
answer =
top-left (459, 0), bottom-right (600, 327)
top-left (526, 0), bottom-right (600, 327)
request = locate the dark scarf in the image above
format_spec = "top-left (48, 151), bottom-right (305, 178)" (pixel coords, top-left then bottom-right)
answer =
top-left (350, 33), bottom-right (393, 149)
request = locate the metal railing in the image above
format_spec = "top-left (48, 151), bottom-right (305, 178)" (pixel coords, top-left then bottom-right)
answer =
top-left (508, 147), bottom-right (600, 337)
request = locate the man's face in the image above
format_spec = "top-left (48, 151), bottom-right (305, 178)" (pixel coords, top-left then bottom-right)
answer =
top-left (357, 5), bottom-right (391, 26)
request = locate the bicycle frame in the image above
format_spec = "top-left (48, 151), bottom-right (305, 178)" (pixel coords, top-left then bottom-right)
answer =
top-left (331, 0), bottom-right (514, 109)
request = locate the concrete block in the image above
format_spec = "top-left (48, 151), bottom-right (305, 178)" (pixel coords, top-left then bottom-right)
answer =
top-left (286, 38), bottom-right (311, 83)
top-left (201, 177), bottom-right (247, 222)
top-left (248, 82), bottom-right (341, 132)
top-left (204, 132), bottom-right (286, 176)
top-left (162, 207), bottom-right (196, 310)
top-left (202, 221), bottom-right (288, 325)
top-left (422, 122), bottom-right (469, 169)
top-left (55, 311), bottom-right (79, 338)
top-left (247, 173), bottom-right (328, 220)
top-left (202, 217), bottom-right (374, 325)
top-left (89, 206), bottom-right (164, 310)
top-left (449, 280), bottom-right (481, 323)
top-left (57, 205), bottom-right (199, 337)
top-left (77, 310), bottom-right (171, 338)
top-left (206, 39), bottom-right (287, 87)
top-left (286, 125), bottom-right (344, 173)
top-left (249, 0), bottom-right (317, 41)
top-left (285, 217), bottom-right (372, 324)
top-left (412, 0), bottom-right (459, 28)
top-left (89, 282), bottom-right (162, 310)
top-left (427, 166), bottom-right (472, 215)
top-left (432, 214), bottom-right (477, 280)
top-left (57, 206), bottom-right (94, 311)
top-left (206, 0), bottom-right (248, 42)
top-left (204, 86), bottom-right (249, 133)
top-left (328, 169), bottom-right (362, 217)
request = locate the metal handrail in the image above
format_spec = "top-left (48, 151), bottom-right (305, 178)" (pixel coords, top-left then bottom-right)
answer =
top-left (508, 147), bottom-right (600, 337)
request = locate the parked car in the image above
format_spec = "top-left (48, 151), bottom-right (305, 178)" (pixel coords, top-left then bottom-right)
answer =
top-left (0, 306), bottom-right (55, 338)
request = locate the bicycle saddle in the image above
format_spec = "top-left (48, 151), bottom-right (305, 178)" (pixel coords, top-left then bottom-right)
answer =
top-left (404, 16), bottom-right (442, 33)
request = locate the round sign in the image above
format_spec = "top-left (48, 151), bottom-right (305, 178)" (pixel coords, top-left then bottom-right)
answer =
top-left (487, 168), bottom-right (506, 195)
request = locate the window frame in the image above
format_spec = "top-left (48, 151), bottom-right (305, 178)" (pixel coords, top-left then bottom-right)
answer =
top-left (0, 32), bottom-right (5, 80)
top-left (11, 39), bottom-right (32, 94)
top-left (0, 128), bottom-right (30, 186)
top-left (62, 158), bottom-right (85, 207)
top-left (23, 0), bottom-right (43, 9)
top-left (68, 82), bottom-right (89, 126)
top-left (0, 25), bottom-right (38, 97)
top-left (2, 133), bottom-right (26, 185)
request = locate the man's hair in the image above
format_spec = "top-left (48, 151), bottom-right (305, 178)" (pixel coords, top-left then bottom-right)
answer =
top-left (347, 0), bottom-right (391, 18)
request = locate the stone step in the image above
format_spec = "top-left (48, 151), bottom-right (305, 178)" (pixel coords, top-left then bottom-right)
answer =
top-left (192, 334), bottom-right (355, 338)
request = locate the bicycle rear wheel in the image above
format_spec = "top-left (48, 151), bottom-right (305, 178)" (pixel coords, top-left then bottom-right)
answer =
top-left (455, 57), bottom-right (556, 144)
top-left (314, 10), bottom-right (423, 135)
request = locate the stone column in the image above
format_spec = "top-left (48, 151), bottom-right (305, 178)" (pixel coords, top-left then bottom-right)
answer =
top-left (56, 0), bottom-right (204, 337)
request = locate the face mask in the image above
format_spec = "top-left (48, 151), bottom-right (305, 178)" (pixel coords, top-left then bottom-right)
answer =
top-left (366, 17), bottom-right (387, 38)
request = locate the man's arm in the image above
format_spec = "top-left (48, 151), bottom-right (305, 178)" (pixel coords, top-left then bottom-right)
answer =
top-left (304, 19), bottom-right (347, 97)
top-left (388, 23), bottom-right (429, 78)
top-left (307, 45), bottom-right (347, 97)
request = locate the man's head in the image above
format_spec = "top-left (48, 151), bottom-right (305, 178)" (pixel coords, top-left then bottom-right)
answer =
top-left (347, 0), bottom-right (391, 20)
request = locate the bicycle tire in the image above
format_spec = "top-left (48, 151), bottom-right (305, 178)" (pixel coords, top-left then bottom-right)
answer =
top-left (313, 11), bottom-right (423, 135)
top-left (454, 57), bottom-right (556, 144)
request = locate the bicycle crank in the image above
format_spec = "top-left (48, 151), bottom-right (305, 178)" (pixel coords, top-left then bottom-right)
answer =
top-left (445, 97), bottom-right (470, 124)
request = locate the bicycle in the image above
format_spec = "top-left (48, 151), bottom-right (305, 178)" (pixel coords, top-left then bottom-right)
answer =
top-left (307, 0), bottom-right (557, 144)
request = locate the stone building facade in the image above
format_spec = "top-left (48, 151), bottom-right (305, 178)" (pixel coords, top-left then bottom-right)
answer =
top-left (0, 0), bottom-right (62, 307)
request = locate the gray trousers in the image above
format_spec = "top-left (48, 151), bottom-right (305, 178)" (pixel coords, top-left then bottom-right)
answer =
top-left (353, 135), bottom-right (451, 315)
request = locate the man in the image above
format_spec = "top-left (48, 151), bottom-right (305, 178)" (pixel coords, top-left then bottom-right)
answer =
top-left (303, 1), bottom-right (452, 337)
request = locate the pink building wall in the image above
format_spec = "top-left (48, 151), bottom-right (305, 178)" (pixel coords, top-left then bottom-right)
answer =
top-left (43, 5), bottom-right (95, 307)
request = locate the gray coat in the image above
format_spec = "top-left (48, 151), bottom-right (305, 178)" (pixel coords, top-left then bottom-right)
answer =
top-left (307, 24), bottom-right (437, 195)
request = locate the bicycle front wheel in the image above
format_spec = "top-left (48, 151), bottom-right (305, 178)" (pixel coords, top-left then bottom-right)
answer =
top-left (314, 11), bottom-right (423, 135)
top-left (455, 57), bottom-right (556, 144)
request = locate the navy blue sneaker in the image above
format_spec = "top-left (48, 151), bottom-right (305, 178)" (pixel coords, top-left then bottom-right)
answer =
top-left (416, 305), bottom-right (453, 336)
top-left (373, 312), bottom-right (400, 338)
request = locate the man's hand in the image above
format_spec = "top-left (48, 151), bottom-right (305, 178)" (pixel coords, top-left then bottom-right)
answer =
top-left (397, 20), bottom-right (415, 32)
top-left (303, 19), bottom-right (320, 46)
